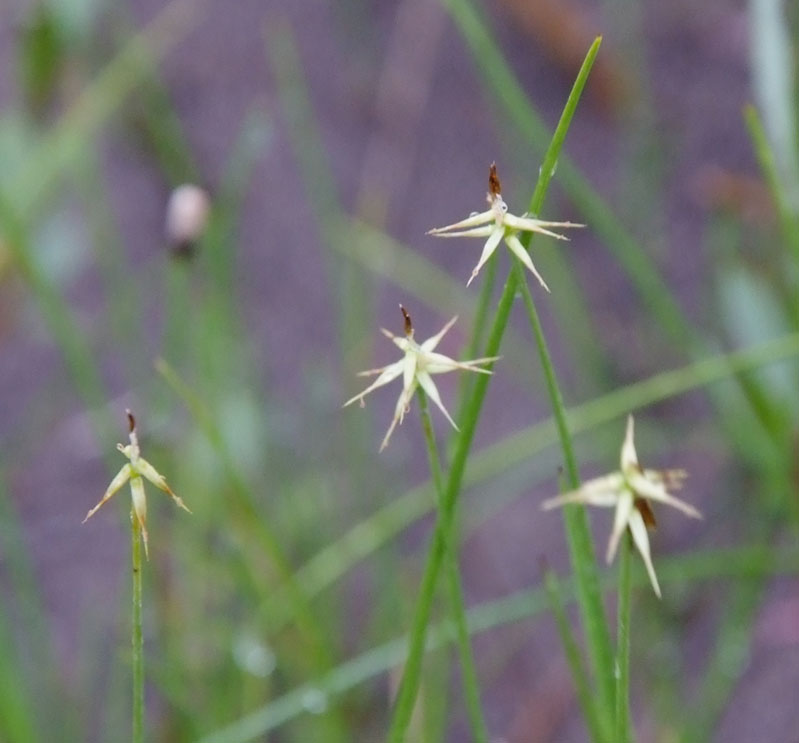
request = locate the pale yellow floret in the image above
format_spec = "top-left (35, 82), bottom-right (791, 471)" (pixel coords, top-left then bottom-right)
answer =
top-left (83, 412), bottom-right (191, 559)
top-left (428, 184), bottom-right (584, 289)
top-left (541, 414), bottom-right (702, 598)
top-left (344, 310), bottom-right (500, 451)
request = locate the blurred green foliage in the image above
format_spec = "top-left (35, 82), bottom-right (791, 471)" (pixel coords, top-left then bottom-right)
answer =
top-left (0, 1), bottom-right (797, 741)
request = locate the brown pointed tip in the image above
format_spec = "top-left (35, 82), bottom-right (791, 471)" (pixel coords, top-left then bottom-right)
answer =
top-left (400, 304), bottom-right (413, 336)
top-left (635, 498), bottom-right (657, 530)
top-left (488, 162), bottom-right (501, 196)
top-left (126, 409), bottom-right (136, 433)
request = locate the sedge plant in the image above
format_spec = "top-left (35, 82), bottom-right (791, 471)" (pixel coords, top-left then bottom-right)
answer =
top-left (345, 306), bottom-right (496, 738)
top-left (6, 3), bottom-right (795, 739)
top-left (82, 410), bottom-right (191, 742)
top-left (543, 415), bottom-right (701, 740)
top-left (382, 37), bottom-right (608, 741)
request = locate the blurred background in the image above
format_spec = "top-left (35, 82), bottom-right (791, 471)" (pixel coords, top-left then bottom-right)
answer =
top-left (0, 0), bottom-right (798, 741)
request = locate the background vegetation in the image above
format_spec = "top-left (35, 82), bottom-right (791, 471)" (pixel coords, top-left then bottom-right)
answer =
top-left (0, 0), bottom-right (797, 741)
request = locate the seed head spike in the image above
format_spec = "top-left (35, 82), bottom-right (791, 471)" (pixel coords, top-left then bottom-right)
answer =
top-left (488, 162), bottom-right (502, 197)
top-left (400, 304), bottom-right (413, 337)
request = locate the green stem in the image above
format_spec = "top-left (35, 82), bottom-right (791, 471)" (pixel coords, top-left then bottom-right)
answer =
top-left (386, 37), bottom-right (603, 741)
top-left (462, 250), bottom-right (498, 363)
top-left (513, 266), bottom-right (578, 477)
top-left (514, 261), bottom-right (614, 722)
top-left (131, 512), bottom-right (144, 743)
top-left (386, 265), bottom-right (515, 743)
top-left (614, 535), bottom-right (633, 743)
top-left (416, 390), bottom-right (488, 742)
top-left (452, 251), bottom-right (498, 455)
top-left (543, 565), bottom-right (607, 742)
top-left (743, 104), bottom-right (799, 325)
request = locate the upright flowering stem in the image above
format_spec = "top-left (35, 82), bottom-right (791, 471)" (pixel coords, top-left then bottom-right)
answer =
top-left (131, 512), bottom-right (144, 743)
top-left (387, 280), bottom-right (512, 743)
top-left (615, 535), bottom-right (633, 743)
top-left (83, 410), bottom-right (190, 743)
top-left (455, 252), bottom-right (498, 415)
top-left (388, 37), bottom-right (603, 741)
top-left (416, 389), bottom-right (488, 743)
top-left (513, 260), bottom-right (615, 726)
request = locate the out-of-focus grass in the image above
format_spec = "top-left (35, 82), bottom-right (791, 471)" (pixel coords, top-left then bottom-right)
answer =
top-left (197, 542), bottom-right (799, 743)
top-left (0, 1), bottom-right (797, 742)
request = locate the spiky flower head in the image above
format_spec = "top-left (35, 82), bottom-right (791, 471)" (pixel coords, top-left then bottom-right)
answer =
top-left (541, 415), bottom-right (702, 597)
top-left (83, 410), bottom-right (191, 558)
top-left (344, 306), bottom-right (500, 451)
top-left (428, 163), bottom-right (583, 290)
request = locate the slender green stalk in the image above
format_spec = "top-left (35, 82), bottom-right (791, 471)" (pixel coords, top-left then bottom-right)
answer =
top-left (461, 252), bottom-right (498, 366)
top-left (743, 104), bottom-right (799, 325)
top-left (131, 513), bottom-right (144, 743)
top-left (386, 256), bottom-right (515, 743)
top-left (614, 536), bottom-right (633, 743)
top-left (513, 260), bottom-right (614, 722)
top-left (416, 390), bottom-right (488, 743)
top-left (453, 252), bottom-right (499, 450)
top-left (386, 37), bottom-right (603, 741)
top-left (0, 470), bottom-right (42, 742)
top-left (743, 105), bottom-right (799, 268)
top-left (543, 565), bottom-right (606, 742)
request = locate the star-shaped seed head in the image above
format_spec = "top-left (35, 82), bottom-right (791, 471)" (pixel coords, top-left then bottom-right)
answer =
top-left (427, 162), bottom-right (584, 290)
top-left (541, 415), bottom-right (702, 598)
top-left (343, 306), bottom-right (500, 451)
top-left (83, 410), bottom-right (191, 559)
